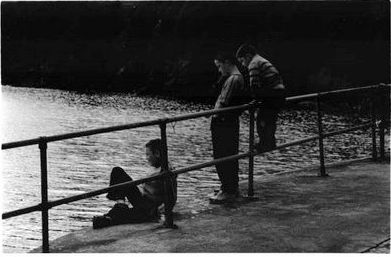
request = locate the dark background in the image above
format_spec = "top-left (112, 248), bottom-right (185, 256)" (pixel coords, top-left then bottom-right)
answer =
top-left (1, 1), bottom-right (389, 101)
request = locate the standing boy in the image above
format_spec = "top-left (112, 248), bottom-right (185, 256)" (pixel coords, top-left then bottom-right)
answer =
top-left (209, 53), bottom-right (247, 204)
top-left (236, 44), bottom-right (286, 152)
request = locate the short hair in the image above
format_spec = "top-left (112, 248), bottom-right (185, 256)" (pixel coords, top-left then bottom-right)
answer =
top-left (235, 43), bottom-right (258, 58)
top-left (214, 52), bottom-right (236, 65)
top-left (145, 138), bottom-right (162, 155)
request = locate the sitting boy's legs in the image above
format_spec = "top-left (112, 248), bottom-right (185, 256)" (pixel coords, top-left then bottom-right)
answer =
top-left (93, 167), bottom-right (153, 229)
top-left (93, 203), bottom-right (149, 229)
top-left (107, 166), bottom-right (143, 202)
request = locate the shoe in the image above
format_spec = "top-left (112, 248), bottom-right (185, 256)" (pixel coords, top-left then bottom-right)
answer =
top-left (209, 190), bottom-right (237, 204)
top-left (93, 215), bottom-right (112, 229)
top-left (209, 189), bottom-right (240, 198)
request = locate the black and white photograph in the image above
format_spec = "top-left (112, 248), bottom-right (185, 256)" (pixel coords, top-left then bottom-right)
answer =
top-left (1, 0), bottom-right (390, 253)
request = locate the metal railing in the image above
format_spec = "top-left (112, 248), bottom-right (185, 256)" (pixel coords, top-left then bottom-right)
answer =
top-left (2, 83), bottom-right (389, 253)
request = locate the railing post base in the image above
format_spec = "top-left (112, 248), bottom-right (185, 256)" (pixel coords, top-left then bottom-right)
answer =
top-left (318, 172), bottom-right (329, 178)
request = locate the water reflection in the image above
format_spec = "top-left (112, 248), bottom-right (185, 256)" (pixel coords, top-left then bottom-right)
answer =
top-left (2, 86), bottom-right (388, 252)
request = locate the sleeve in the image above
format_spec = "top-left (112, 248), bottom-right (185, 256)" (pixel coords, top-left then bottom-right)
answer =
top-left (249, 62), bottom-right (261, 96)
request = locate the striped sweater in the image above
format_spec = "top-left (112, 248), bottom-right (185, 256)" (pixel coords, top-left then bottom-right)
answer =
top-left (248, 54), bottom-right (284, 98)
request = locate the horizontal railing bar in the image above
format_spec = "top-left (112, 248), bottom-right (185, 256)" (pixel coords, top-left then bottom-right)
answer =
top-left (164, 104), bottom-right (250, 123)
top-left (286, 93), bottom-right (318, 102)
top-left (317, 84), bottom-right (381, 96)
top-left (2, 104), bottom-right (250, 150)
top-left (274, 135), bottom-right (320, 149)
top-left (285, 84), bottom-right (382, 102)
top-left (3, 84), bottom-right (387, 150)
top-left (323, 122), bottom-right (371, 138)
top-left (2, 204), bottom-right (42, 220)
top-left (1, 118), bottom-right (374, 219)
top-left (2, 138), bottom-right (42, 150)
top-left (173, 153), bottom-right (251, 175)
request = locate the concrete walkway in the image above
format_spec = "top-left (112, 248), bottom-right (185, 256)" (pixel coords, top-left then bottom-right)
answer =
top-left (32, 159), bottom-right (390, 253)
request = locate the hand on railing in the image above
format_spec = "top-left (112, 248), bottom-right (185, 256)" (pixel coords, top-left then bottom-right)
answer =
top-left (249, 99), bottom-right (259, 108)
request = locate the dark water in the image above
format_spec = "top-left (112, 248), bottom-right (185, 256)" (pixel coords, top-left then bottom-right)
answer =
top-left (2, 86), bottom-right (388, 252)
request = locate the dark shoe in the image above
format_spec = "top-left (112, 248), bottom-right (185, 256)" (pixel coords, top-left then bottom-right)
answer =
top-left (93, 215), bottom-right (112, 229)
top-left (95, 203), bottom-right (132, 228)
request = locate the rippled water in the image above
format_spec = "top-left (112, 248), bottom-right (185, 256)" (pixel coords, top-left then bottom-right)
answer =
top-left (2, 86), bottom-right (388, 252)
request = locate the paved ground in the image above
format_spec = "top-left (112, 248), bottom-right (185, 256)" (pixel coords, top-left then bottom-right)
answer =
top-left (32, 158), bottom-right (390, 253)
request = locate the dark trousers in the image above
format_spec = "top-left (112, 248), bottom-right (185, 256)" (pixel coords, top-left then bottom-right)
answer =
top-left (256, 107), bottom-right (279, 152)
top-left (257, 95), bottom-right (285, 152)
top-left (211, 117), bottom-right (239, 194)
top-left (106, 167), bottom-right (156, 223)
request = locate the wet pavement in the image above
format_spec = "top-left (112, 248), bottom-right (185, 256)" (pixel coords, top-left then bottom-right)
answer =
top-left (31, 158), bottom-right (390, 253)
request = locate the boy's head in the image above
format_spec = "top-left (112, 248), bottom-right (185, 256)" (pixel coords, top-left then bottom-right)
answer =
top-left (214, 52), bottom-right (237, 76)
top-left (236, 43), bottom-right (257, 67)
top-left (145, 139), bottom-right (162, 168)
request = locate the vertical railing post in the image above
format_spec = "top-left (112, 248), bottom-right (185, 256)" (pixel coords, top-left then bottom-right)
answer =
top-left (316, 94), bottom-right (327, 177)
top-left (39, 137), bottom-right (49, 253)
top-left (159, 121), bottom-right (174, 227)
top-left (248, 104), bottom-right (255, 197)
top-left (370, 89), bottom-right (378, 161)
top-left (379, 84), bottom-right (386, 160)
top-left (159, 122), bottom-right (169, 170)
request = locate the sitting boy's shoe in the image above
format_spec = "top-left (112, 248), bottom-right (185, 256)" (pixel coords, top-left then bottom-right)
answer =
top-left (93, 215), bottom-right (112, 229)
top-left (209, 191), bottom-right (236, 204)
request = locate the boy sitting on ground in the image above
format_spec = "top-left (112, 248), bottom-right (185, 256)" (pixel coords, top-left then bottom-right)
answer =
top-left (93, 139), bottom-right (177, 229)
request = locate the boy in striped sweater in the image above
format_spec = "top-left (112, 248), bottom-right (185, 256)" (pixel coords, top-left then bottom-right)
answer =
top-left (236, 43), bottom-right (286, 152)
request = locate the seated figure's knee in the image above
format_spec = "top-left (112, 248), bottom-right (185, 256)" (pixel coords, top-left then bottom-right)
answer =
top-left (111, 166), bottom-right (125, 176)
top-left (110, 167), bottom-right (132, 184)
